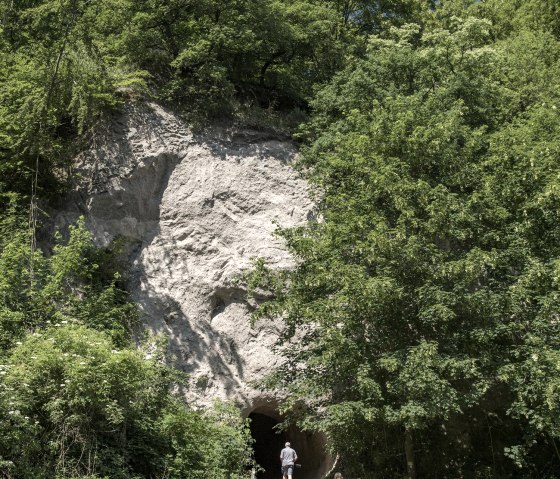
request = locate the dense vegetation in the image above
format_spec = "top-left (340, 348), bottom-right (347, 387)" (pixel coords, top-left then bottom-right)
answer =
top-left (245, 1), bottom-right (560, 478)
top-left (2, 0), bottom-right (560, 478)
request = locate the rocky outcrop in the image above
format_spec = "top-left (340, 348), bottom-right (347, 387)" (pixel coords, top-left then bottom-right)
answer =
top-left (55, 102), bottom-right (314, 408)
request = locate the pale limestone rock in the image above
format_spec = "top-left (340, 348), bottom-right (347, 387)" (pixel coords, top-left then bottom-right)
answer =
top-left (56, 101), bottom-right (314, 408)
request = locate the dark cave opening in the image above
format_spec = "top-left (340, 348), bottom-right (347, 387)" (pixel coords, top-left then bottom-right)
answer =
top-left (249, 412), bottom-right (286, 479)
top-left (248, 410), bottom-right (332, 479)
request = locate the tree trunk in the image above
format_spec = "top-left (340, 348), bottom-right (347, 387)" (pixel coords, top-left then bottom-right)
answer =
top-left (405, 428), bottom-right (417, 479)
top-left (259, 50), bottom-right (286, 88)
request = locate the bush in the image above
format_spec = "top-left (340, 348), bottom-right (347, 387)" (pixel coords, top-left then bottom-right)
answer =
top-left (0, 325), bottom-right (254, 479)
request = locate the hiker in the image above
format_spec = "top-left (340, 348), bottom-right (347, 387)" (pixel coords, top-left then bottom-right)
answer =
top-left (280, 441), bottom-right (298, 479)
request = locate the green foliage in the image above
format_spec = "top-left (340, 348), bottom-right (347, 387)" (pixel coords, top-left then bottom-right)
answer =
top-left (0, 0), bottom-right (147, 197)
top-left (0, 218), bottom-right (135, 352)
top-left (101, 0), bottom-right (354, 115)
top-left (163, 400), bottom-right (255, 479)
top-left (0, 325), bottom-right (254, 479)
top-left (245, 5), bottom-right (560, 478)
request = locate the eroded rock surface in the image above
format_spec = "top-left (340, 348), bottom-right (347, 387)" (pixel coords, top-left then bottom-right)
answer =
top-left (55, 102), bottom-right (313, 407)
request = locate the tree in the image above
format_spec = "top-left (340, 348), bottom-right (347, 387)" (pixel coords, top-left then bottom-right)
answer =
top-left (245, 8), bottom-right (560, 478)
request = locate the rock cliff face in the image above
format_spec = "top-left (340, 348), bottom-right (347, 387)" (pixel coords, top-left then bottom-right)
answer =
top-left (55, 102), bottom-right (334, 478)
top-left (56, 101), bottom-right (313, 406)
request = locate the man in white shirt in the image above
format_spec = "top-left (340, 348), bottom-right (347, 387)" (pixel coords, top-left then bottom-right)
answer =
top-left (280, 442), bottom-right (298, 479)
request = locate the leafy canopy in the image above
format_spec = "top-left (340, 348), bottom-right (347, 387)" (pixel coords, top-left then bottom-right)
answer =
top-left (245, 3), bottom-right (560, 478)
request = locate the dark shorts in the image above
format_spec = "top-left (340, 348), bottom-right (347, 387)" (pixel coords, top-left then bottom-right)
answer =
top-left (282, 464), bottom-right (294, 475)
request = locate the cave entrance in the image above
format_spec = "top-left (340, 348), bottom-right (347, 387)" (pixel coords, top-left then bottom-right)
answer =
top-left (248, 407), bottom-right (333, 479)
top-left (249, 412), bottom-right (286, 479)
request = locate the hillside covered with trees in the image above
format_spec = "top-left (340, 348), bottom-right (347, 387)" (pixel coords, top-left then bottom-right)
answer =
top-left (2, 0), bottom-right (560, 478)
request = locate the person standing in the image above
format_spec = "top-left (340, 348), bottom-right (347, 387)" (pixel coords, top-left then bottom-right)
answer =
top-left (280, 442), bottom-right (298, 479)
